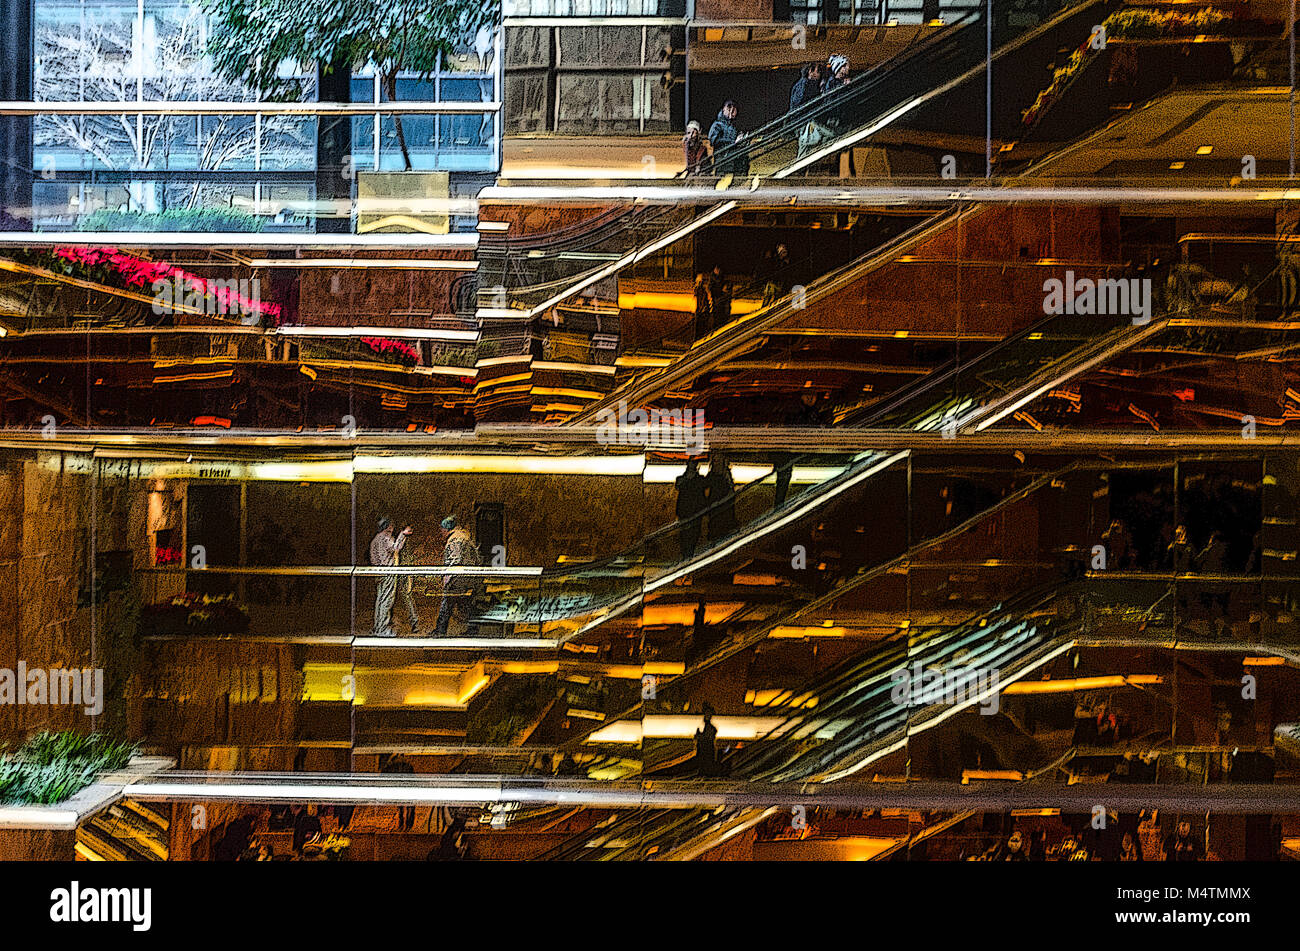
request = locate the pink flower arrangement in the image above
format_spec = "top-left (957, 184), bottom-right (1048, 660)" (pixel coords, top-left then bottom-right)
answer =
top-left (51, 246), bottom-right (282, 322)
top-left (361, 336), bottom-right (421, 365)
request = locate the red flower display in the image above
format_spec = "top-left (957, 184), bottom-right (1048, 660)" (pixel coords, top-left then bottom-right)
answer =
top-left (51, 246), bottom-right (282, 322)
top-left (360, 336), bottom-right (421, 366)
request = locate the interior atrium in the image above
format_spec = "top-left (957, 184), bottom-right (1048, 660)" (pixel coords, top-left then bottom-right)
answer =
top-left (2, 0), bottom-right (1300, 885)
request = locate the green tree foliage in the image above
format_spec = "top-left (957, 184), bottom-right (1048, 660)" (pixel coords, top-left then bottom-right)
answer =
top-left (202, 0), bottom-right (499, 168)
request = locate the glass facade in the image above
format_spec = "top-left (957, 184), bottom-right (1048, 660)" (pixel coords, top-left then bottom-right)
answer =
top-left (28, 0), bottom-right (502, 232)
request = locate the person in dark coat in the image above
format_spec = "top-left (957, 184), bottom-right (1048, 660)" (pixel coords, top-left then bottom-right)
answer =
top-left (694, 703), bottom-right (721, 777)
top-left (705, 452), bottom-right (737, 541)
top-left (708, 101), bottom-right (748, 176)
top-left (1162, 819), bottom-right (1204, 861)
top-left (789, 62), bottom-right (824, 112)
top-left (675, 457), bottom-right (709, 559)
top-left (707, 265), bottom-right (732, 329)
top-left (427, 815), bottom-right (470, 861)
top-left (1196, 530), bottom-right (1231, 623)
top-left (380, 755), bottom-right (417, 831)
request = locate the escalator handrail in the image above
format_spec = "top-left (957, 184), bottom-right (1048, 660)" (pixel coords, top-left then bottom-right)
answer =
top-left (556, 460), bottom-right (1087, 754)
top-left (702, 9), bottom-right (983, 174)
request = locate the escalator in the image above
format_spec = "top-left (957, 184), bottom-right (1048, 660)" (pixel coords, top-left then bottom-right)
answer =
top-left (729, 584), bottom-right (1076, 783)
top-left (77, 798), bottom-right (170, 862)
top-left (478, 0), bottom-right (1105, 322)
top-left (543, 582), bottom-right (1081, 859)
top-left (464, 308), bottom-right (1171, 640)
top-left (565, 205), bottom-right (965, 424)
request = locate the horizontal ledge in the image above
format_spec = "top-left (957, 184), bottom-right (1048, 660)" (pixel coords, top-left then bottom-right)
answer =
top-left (481, 182), bottom-right (1300, 205)
top-left (137, 565), bottom-right (544, 576)
top-left (0, 232), bottom-right (479, 250)
top-left (115, 774), bottom-right (1300, 812)
top-left (3, 426), bottom-right (1299, 454)
top-left (0, 100), bottom-right (501, 115)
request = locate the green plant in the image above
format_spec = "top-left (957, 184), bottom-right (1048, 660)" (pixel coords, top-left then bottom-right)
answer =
top-left (18, 731), bottom-right (137, 770)
top-left (76, 207), bottom-right (266, 233)
top-left (0, 732), bottom-right (140, 806)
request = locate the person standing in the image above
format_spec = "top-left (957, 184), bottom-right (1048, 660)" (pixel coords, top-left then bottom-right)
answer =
top-left (1167, 524), bottom-right (1194, 572)
top-left (693, 273), bottom-right (713, 340)
top-left (761, 243), bottom-right (792, 306)
top-left (708, 100), bottom-right (748, 177)
top-left (694, 703), bottom-right (720, 777)
top-left (705, 452), bottom-right (737, 541)
top-left (1118, 831), bottom-right (1144, 861)
top-left (675, 457), bottom-right (709, 559)
top-left (380, 755), bottom-right (416, 832)
top-left (682, 120), bottom-right (711, 176)
top-left (789, 62), bottom-right (824, 113)
top-left (823, 54), bottom-right (851, 95)
top-left (1162, 819), bottom-right (1204, 861)
top-left (369, 516), bottom-right (411, 637)
top-left (435, 515), bottom-right (482, 637)
top-left (707, 265), bottom-right (732, 330)
top-left (399, 531), bottom-right (422, 636)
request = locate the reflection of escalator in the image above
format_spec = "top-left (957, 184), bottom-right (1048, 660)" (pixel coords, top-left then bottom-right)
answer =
top-left (480, 0), bottom-right (1102, 322)
top-left (849, 309), bottom-right (1163, 432)
top-left (77, 799), bottom-right (170, 862)
top-left (558, 459), bottom-right (1080, 748)
top-left (729, 584), bottom-right (1076, 783)
top-left (473, 312), bottom-right (1165, 636)
top-left (566, 207), bottom-right (962, 424)
top-left (549, 586), bottom-right (1079, 860)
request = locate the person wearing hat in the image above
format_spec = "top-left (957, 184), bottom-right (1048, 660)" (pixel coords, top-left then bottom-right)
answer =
top-left (369, 516), bottom-right (411, 637)
top-left (823, 54), bottom-right (851, 95)
top-left (682, 120), bottom-right (711, 176)
top-left (434, 515), bottom-right (482, 637)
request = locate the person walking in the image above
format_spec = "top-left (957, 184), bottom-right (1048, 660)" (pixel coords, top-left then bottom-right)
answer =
top-left (369, 516), bottom-right (411, 637)
top-left (682, 120), bottom-right (711, 176)
top-left (675, 457), bottom-right (710, 559)
top-left (708, 100), bottom-right (748, 177)
top-left (434, 515), bottom-right (482, 637)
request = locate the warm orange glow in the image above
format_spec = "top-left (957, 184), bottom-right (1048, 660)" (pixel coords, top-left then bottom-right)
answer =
top-left (1002, 674), bottom-right (1162, 694)
top-left (617, 290), bottom-right (761, 316)
top-left (769, 625), bottom-right (849, 638)
top-left (961, 770), bottom-right (1023, 783)
top-left (641, 602), bottom-right (744, 626)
